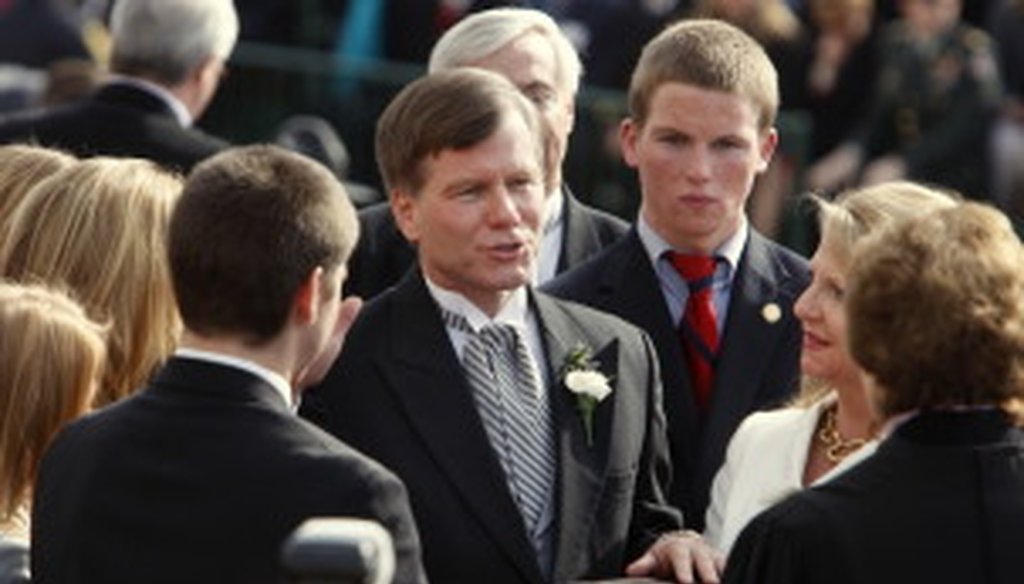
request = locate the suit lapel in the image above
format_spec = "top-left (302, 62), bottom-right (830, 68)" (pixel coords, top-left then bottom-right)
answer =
top-left (531, 292), bottom-right (616, 581)
top-left (382, 273), bottom-right (543, 583)
top-left (593, 233), bottom-right (702, 464)
top-left (705, 232), bottom-right (791, 465)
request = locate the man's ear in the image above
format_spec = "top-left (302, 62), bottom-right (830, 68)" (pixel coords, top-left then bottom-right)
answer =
top-left (390, 189), bottom-right (420, 244)
top-left (293, 266), bottom-right (324, 325)
top-left (757, 127), bottom-right (779, 174)
top-left (619, 118), bottom-right (640, 169)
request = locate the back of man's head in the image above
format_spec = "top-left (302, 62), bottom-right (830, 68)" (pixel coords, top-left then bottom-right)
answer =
top-left (110, 0), bottom-right (239, 86)
top-left (169, 145), bottom-right (358, 345)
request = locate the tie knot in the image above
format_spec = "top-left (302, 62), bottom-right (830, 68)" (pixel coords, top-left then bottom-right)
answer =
top-left (668, 252), bottom-right (717, 287)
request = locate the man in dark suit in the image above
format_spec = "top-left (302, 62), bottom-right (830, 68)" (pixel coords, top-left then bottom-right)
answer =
top-left (344, 8), bottom-right (627, 300)
top-left (725, 203), bottom-right (1024, 584)
top-left (545, 20), bottom-right (810, 531)
top-left (0, 0), bottom-right (236, 173)
top-left (31, 145), bottom-right (427, 584)
top-left (303, 68), bottom-right (722, 584)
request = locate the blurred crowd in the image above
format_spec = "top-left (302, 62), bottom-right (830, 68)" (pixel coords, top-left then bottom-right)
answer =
top-left (3, 0), bottom-right (1024, 226)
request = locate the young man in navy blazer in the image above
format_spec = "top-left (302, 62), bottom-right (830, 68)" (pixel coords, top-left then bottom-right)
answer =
top-left (545, 20), bottom-right (811, 531)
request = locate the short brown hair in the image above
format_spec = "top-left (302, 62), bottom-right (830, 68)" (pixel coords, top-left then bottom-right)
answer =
top-left (375, 68), bottom-right (546, 195)
top-left (1, 157), bottom-right (181, 405)
top-left (847, 203), bottom-right (1024, 417)
top-left (627, 19), bottom-right (779, 130)
top-left (170, 145), bottom-right (358, 344)
top-left (0, 282), bottom-right (106, 526)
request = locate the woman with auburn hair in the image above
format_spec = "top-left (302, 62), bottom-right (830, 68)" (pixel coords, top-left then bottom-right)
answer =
top-left (0, 282), bottom-right (106, 580)
top-left (703, 181), bottom-right (958, 557)
top-left (0, 144), bottom-right (76, 245)
top-left (0, 157), bottom-right (182, 405)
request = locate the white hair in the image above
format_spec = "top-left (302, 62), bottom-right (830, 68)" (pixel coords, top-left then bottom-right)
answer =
top-left (428, 7), bottom-right (582, 97)
top-left (110, 0), bottom-right (239, 85)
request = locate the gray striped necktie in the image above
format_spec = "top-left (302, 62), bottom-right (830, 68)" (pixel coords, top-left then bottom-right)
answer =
top-left (442, 310), bottom-right (556, 539)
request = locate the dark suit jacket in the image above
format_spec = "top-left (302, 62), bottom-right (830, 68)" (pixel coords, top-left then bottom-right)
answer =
top-left (724, 409), bottom-right (1024, 584)
top-left (31, 357), bottom-right (427, 584)
top-left (343, 188), bottom-right (629, 299)
top-left (302, 271), bottom-right (682, 584)
top-left (0, 82), bottom-right (228, 172)
top-left (543, 228), bottom-right (809, 530)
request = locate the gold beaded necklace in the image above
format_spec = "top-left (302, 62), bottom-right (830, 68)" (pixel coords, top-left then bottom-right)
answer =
top-left (817, 405), bottom-right (869, 463)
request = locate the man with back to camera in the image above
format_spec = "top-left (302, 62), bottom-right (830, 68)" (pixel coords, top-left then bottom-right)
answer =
top-left (31, 145), bottom-right (427, 584)
top-left (0, 0), bottom-right (236, 173)
top-left (344, 7), bottom-right (628, 299)
top-left (302, 68), bottom-right (724, 583)
top-left (545, 19), bottom-right (811, 532)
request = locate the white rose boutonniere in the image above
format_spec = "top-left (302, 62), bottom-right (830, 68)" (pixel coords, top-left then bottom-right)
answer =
top-left (561, 344), bottom-right (613, 446)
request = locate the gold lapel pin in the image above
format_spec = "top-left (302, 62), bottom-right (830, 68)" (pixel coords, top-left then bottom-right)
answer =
top-left (762, 302), bottom-right (781, 324)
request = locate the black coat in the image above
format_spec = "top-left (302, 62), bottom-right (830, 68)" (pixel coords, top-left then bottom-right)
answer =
top-left (32, 358), bottom-right (427, 584)
top-left (725, 410), bottom-right (1024, 584)
top-left (0, 82), bottom-right (228, 173)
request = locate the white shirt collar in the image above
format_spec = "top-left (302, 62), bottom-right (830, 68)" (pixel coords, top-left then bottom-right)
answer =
top-left (543, 187), bottom-right (565, 234)
top-left (107, 76), bottom-right (194, 127)
top-left (637, 213), bottom-right (748, 273)
top-left (424, 276), bottom-right (530, 332)
top-left (174, 347), bottom-right (294, 408)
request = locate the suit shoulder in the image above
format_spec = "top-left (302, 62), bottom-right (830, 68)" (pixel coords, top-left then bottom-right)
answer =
top-left (537, 291), bottom-right (650, 345)
top-left (543, 233), bottom-right (635, 298)
top-left (574, 200), bottom-right (630, 239)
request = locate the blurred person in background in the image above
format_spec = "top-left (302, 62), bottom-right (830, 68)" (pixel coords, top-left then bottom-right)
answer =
top-left (0, 157), bottom-right (181, 405)
top-left (807, 0), bottom-right (1001, 200)
top-left (0, 0), bottom-right (238, 173)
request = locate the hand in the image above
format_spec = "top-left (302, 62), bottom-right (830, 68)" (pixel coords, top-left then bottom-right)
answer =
top-left (861, 155), bottom-right (907, 185)
top-left (806, 143), bottom-right (863, 193)
top-left (625, 530), bottom-right (724, 584)
top-left (294, 296), bottom-right (363, 392)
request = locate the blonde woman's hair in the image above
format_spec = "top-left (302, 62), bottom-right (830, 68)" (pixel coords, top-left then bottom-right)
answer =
top-left (792, 181), bottom-right (959, 406)
top-left (0, 157), bottom-right (182, 405)
top-left (0, 144), bottom-right (76, 245)
top-left (0, 281), bottom-right (107, 525)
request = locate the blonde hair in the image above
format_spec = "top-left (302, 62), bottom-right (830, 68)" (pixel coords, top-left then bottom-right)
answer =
top-left (792, 181), bottom-right (959, 406)
top-left (848, 203), bottom-right (1024, 417)
top-left (0, 157), bottom-right (182, 405)
top-left (0, 281), bottom-right (107, 525)
top-left (0, 145), bottom-right (77, 245)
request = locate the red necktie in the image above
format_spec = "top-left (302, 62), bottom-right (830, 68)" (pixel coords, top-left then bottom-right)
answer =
top-left (668, 253), bottom-right (719, 412)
